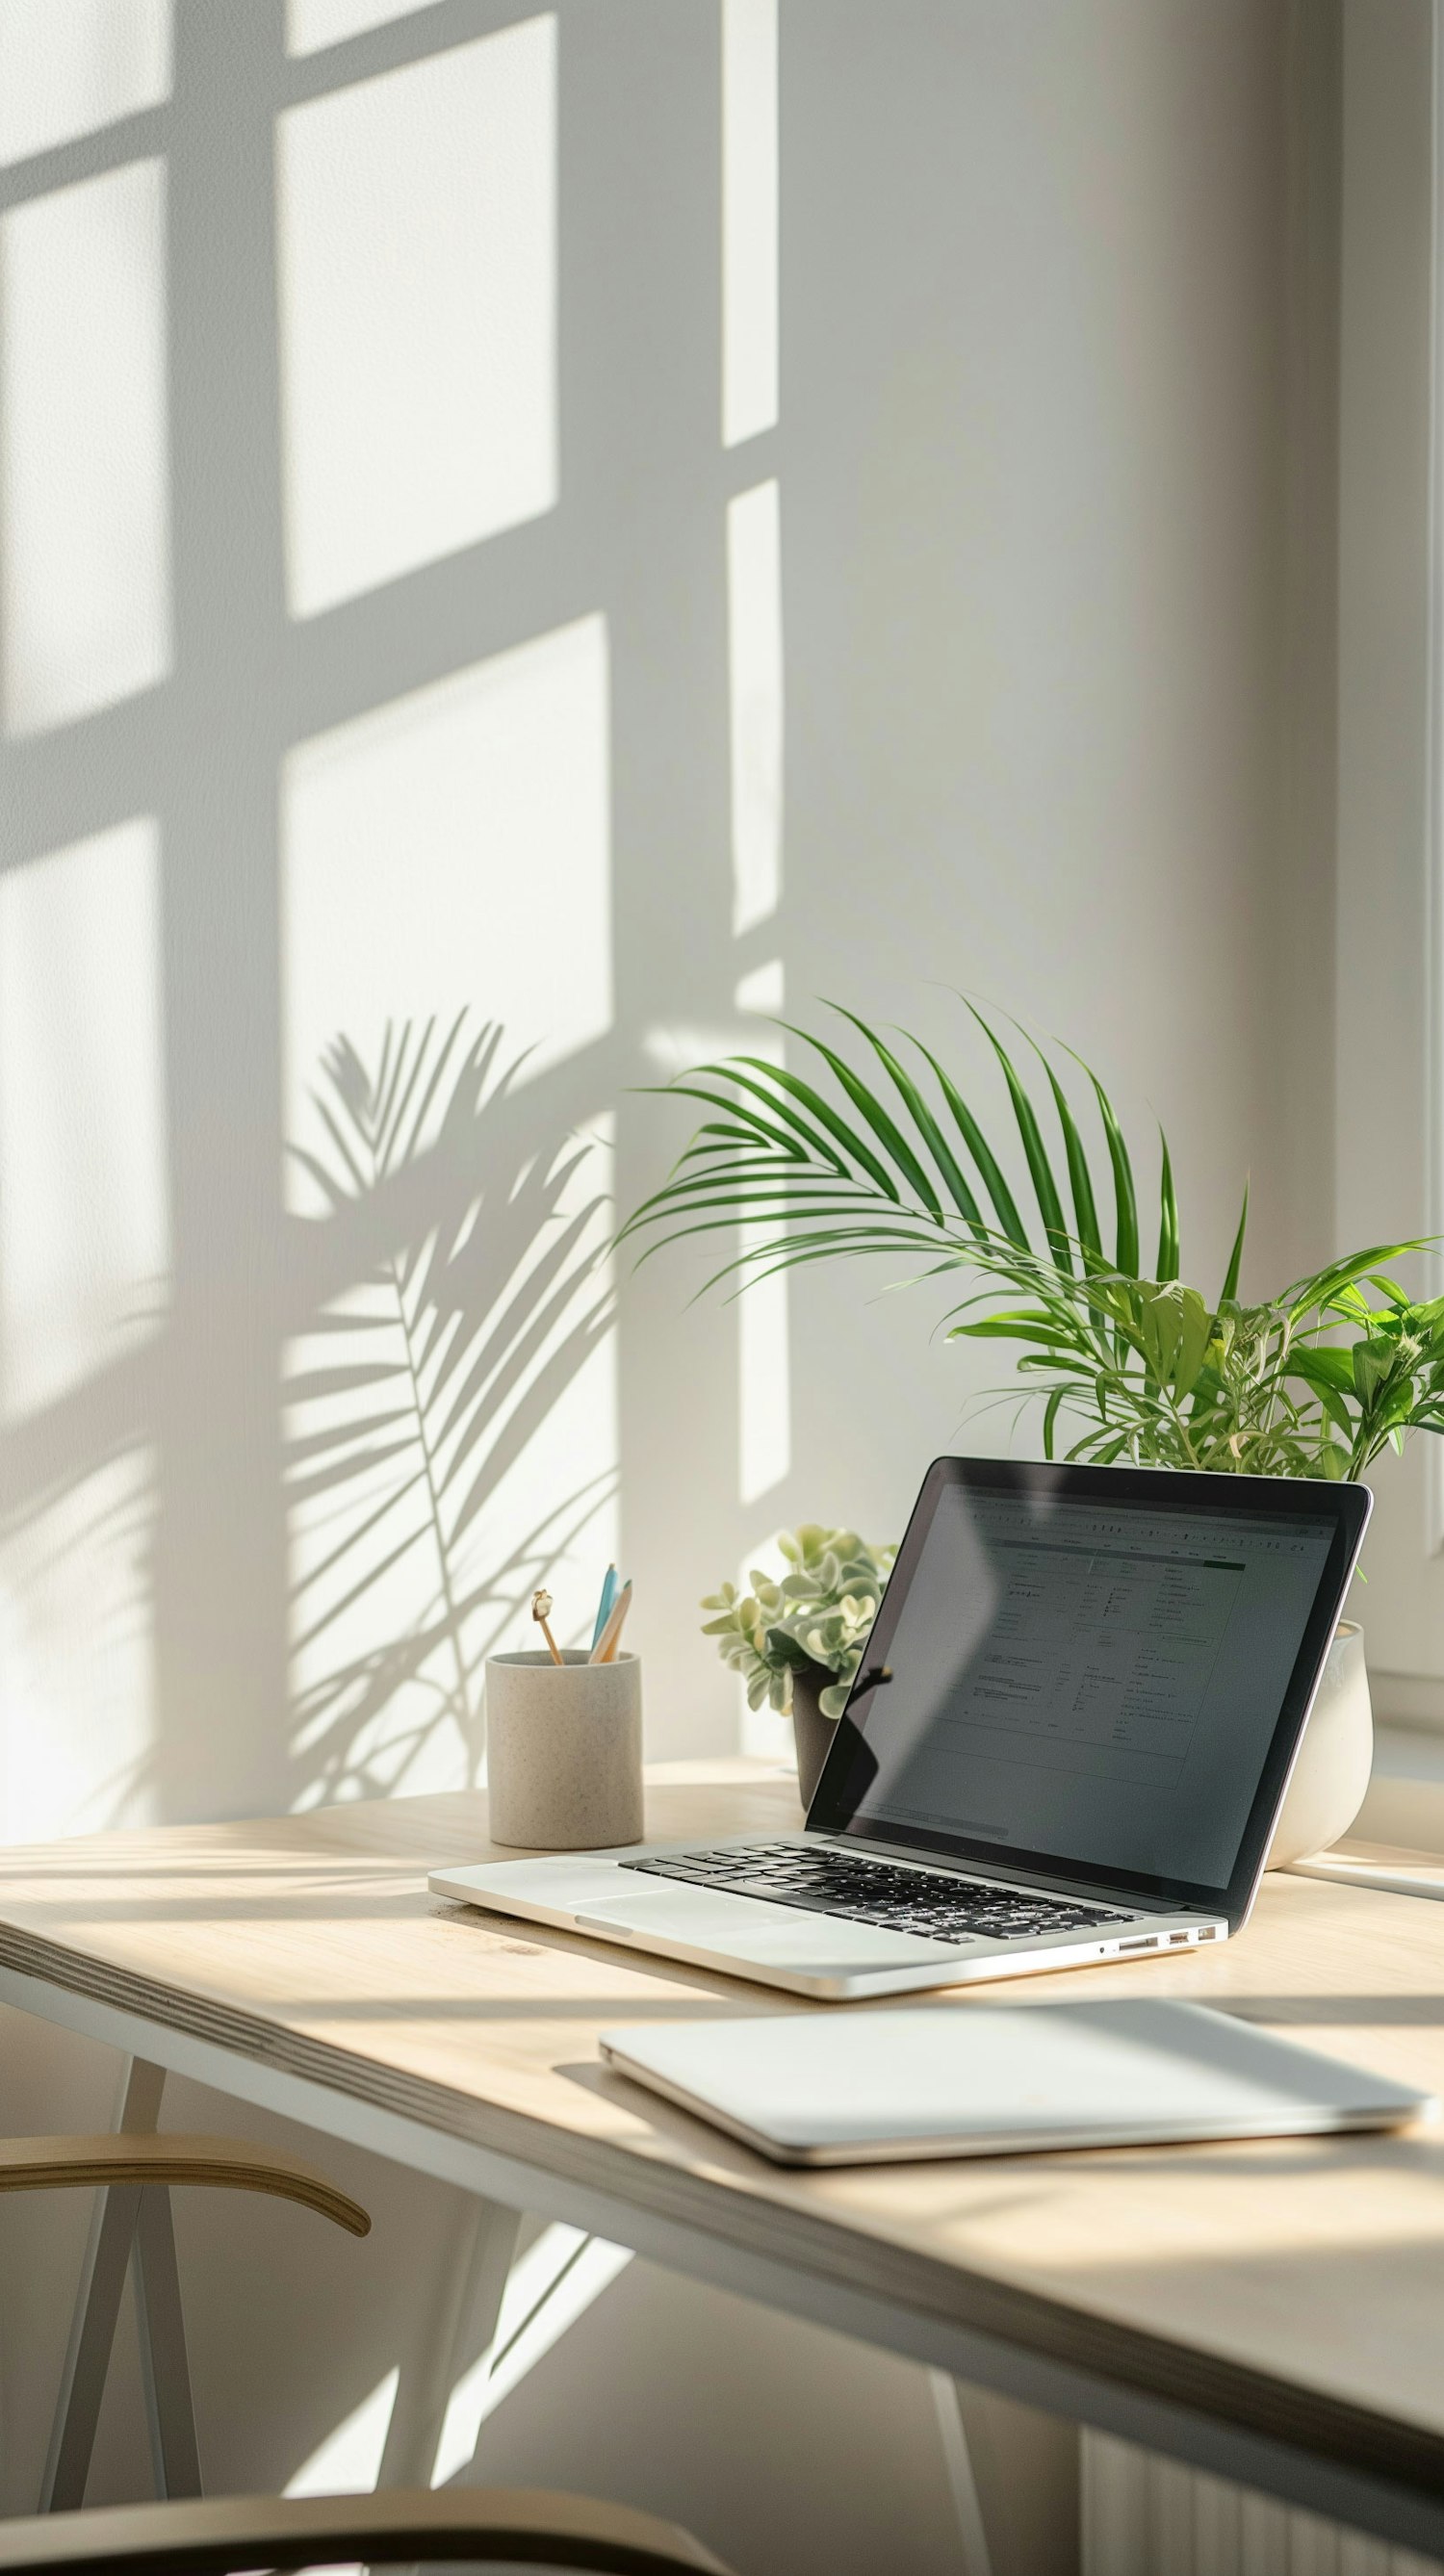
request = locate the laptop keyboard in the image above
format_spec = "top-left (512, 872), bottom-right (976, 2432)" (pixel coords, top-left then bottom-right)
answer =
top-left (619, 1842), bottom-right (1132, 1947)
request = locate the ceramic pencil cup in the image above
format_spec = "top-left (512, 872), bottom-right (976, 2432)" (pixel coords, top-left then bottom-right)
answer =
top-left (484, 1649), bottom-right (643, 1850)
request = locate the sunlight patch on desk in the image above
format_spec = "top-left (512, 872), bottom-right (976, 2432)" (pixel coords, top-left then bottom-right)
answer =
top-left (433, 2225), bottom-right (632, 2484)
top-left (286, 2364), bottom-right (399, 2497)
top-left (0, 0), bottom-right (170, 167)
top-left (0, 1447), bottom-right (157, 1842)
top-left (0, 820), bottom-right (168, 1418)
top-left (283, 616), bottom-right (610, 1203)
top-left (1, 160), bottom-right (171, 734)
top-left (276, 16), bottom-right (556, 616)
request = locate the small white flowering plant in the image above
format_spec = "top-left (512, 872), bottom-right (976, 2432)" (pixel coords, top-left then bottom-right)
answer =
top-left (701, 1524), bottom-right (896, 1721)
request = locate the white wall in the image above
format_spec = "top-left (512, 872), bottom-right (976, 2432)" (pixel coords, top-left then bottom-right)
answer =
top-left (0, 0), bottom-right (1335, 2548)
top-left (1331, 0), bottom-right (1444, 1707)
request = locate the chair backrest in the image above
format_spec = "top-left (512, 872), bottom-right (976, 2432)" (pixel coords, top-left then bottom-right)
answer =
top-left (0, 2486), bottom-right (735, 2576)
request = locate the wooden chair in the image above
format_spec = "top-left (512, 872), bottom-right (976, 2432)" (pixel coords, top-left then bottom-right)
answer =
top-left (8, 2058), bottom-right (370, 2514)
top-left (0, 2487), bottom-right (735, 2576)
top-left (12, 2074), bottom-right (732, 2575)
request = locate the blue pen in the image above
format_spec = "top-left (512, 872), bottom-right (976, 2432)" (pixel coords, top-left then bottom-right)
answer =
top-left (590, 1564), bottom-right (618, 1651)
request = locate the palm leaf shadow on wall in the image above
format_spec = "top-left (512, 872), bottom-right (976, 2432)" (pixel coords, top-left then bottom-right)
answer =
top-left (286, 1016), bottom-right (615, 1805)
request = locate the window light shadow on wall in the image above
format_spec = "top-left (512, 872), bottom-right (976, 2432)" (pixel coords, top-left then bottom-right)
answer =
top-left (282, 614), bottom-right (612, 1190)
top-left (286, 0), bottom-right (437, 57)
top-left (0, 820), bottom-right (166, 1826)
top-left (0, 1449), bottom-right (156, 1841)
top-left (728, 479), bottom-right (784, 934)
top-left (734, 960), bottom-right (789, 1509)
top-left (0, 0), bottom-right (171, 167)
top-left (721, 0), bottom-right (778, 447)
top-left (285, 1028), bottom-right (617, 1807)
top-left (0, 820), bottom-right (169, 1418)
top-left (276, 14), bottom-right (557, 618)
top-left (1, 160), bottom-right (171, 734)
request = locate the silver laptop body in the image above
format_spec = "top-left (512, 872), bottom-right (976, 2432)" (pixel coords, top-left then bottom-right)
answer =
top-left (599, 2000), bottom-right (1435, 2164)
top-left (429, 1838), bottom-right (1225, 2000)
top-left (430, 1458), bottom-right (1370, 2002)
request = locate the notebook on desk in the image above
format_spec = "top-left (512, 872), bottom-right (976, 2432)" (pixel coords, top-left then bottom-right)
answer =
top-left (599, 1998), bottom-right (1436, 2167)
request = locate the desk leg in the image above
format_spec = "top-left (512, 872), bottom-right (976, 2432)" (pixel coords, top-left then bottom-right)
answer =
top-left (930, 2372), bottom-right (995, 2576)
top-left (377, 2194), bottom-right (522, 2487)
top-left (936, 2377), bottom-right (1080, 2576)
top-left (40, 2057), bottom-right (168, 2511)
top-left (133, 2185), bottom-right (202, 2498)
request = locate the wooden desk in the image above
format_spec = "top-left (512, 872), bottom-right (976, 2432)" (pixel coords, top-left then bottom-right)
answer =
top-left (2, 1765), bottom-right (1444, 2556)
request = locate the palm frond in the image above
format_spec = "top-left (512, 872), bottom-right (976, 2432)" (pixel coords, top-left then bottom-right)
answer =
top-left (626, 992), bottom-right (1444, 1482)
top-left (621, 998), bottom-right (1169, 1338)
top-left (965, 1005), bottom-right (1072, 1269)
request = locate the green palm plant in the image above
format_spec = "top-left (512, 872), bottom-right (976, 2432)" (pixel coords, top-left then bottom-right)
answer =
top-left (622, 1001), bottom-right (1444, 1481)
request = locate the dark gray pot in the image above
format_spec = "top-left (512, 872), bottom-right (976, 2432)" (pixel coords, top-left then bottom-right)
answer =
top-left (790, 1662), bottom-right (837, 1811)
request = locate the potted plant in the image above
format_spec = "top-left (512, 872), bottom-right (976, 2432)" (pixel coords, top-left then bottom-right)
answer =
top-left (701, 1526), bottom-right (896, 1805)
top-left (630, 1003), bottom-right (1444, 1855)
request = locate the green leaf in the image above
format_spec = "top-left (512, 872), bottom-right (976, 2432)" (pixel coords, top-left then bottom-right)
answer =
top-left (823, 1005), bottom-right (984, 1224)
top-left (763, 1626), bottom-right (816, 1672)
top-left (967, 1005), bottom-right (1072, 1270)
top-left (694, 1068), bottom-right (848, 1172)
top-left (628, 1075), bottom-right (841, 1184)
top-left (1063, 1049), bottom-right (1140, 1277)
top-left (786, 1021), bottom-right (941, 1211)
top-left (1173, 1285), bottom-right (1214, 1399)
top-left (1156, 1129), bottom-right (1180, 1282)
top-left (1133, 1282), bottom-right (1181, 1387)
top-left (1034, 1048), bottom-right (1102, 1260)
top-left (907, 1040), bottom-right (1029, 1247)
top-left (1289, 1241), bottom-right (1431, 1314)
top-left (1352, 1335), bottom-right (1398, 1409)
top-left (735, 1054), bottom-right (901, 1198)
top-left (1219, 1182), bottom-right (1249, 1305)
top-left (1289, 1344), bottom-right (1355, 1396)
top-left (1043, 1386), bottom-right (1065, 1458)
top-left (653, 1083), bottom-right (812, 1163)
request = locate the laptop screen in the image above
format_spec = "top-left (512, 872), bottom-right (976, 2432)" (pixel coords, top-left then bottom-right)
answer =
top-left (810, 1460), bottom-right (1369, 1916)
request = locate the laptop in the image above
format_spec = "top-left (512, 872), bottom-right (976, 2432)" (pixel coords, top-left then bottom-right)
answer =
top-left (429, 1457), bottom-right (1372, 2000)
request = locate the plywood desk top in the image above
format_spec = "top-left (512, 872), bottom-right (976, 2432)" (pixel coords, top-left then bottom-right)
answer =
top-left (2, 1763), bottom-right (1444, 2536)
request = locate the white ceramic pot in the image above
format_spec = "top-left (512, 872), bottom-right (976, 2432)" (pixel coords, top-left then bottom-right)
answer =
top-left (1265, 1620), bottom-right (1372, 1868)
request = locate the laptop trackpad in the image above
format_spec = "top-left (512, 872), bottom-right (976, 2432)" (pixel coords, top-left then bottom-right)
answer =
top-left (574, 1885), bottom-right (950, 1971)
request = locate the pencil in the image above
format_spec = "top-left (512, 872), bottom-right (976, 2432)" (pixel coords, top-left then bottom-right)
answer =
top-left (590, 1563), bottom-right (618, 1652)
top-left (531, 1588), bottom-right (564, 1665)
top-left (589, 1581), bottom-right (632, 1664)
